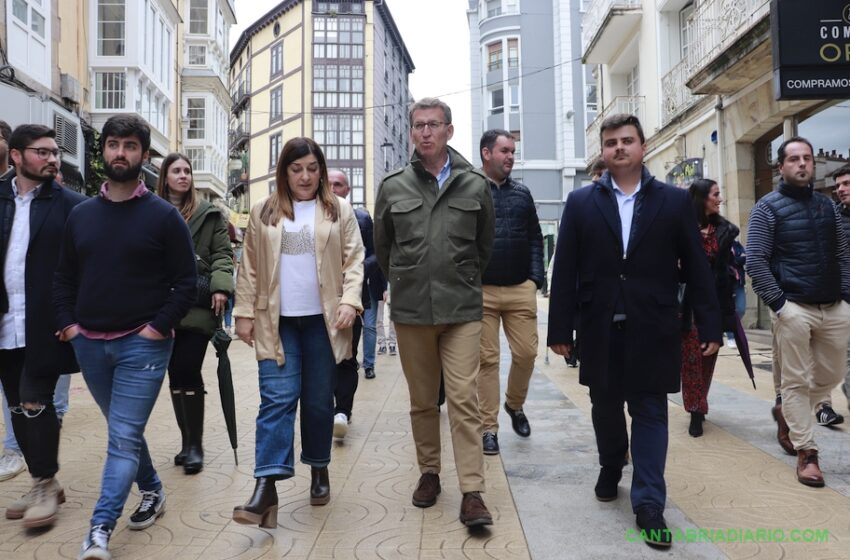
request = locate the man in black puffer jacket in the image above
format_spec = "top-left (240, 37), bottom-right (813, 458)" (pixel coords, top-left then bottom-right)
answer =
top-left (476, 129), bottom-right (544, 456)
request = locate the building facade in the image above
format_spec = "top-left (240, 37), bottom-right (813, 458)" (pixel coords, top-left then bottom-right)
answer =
top-left (583, 0), bottom-right (850, 327)
top-left (467, 0), bottom-right (591, 262)
top-left (228, 0), bottom-right (413, 214)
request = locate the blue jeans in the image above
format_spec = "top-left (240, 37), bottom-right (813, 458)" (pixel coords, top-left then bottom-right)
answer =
top-left (71, 334), bottom-right (173, 529)
top-left (1, 389), bottom-right (17, 452)
top-left (54, 374), bottom-right (71, 419)
top-left (254, 315), bottom-right (335, 479)
top-left (362, 298), bottom-right (377, 369)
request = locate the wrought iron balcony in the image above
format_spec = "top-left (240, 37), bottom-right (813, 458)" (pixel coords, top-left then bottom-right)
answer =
top-left (683, 0), bottom-right (770, 93)
top-left (582, 0), bottom-right (642, 63)
top-left (228, 169), bottom-right (249, 196)
top-left (585, 95), bottom-right (645, 163)
top-left (661, 57), bottom-right (705, 126)
top-left (231, 84), bottom-right (250, 113)
top-left (228, 125), bottom-right (250, 152)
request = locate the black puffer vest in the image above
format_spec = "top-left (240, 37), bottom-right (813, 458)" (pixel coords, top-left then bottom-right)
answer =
top-left (761, 182), bottom-right (841, 303)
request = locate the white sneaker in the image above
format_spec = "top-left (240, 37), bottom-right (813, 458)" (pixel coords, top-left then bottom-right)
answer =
top-left (0, 448), bottom-right (26, 482)
top-left (78, 524), bottom-right (112, 560)
top-left (726, 338), bottom-right (737, 349)
top-left (333, 413), bottom-right (349, 439)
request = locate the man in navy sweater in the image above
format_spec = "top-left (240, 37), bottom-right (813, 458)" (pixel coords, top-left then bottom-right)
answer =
top-left (53, 115), bottom-right (196, 560)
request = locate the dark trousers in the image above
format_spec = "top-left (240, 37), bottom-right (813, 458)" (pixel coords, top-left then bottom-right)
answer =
top-left (589, 324), bottom-right (669, 513)
top-left (0, 348), bottom-right (61, 478)
top-left (334, 315), bottom-right (362, 418)
top-left (167, 329), bottom-right (210, 390)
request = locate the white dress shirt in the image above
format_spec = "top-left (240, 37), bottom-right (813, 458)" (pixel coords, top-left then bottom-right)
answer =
top-left (0, 178), bottom-right (38, 349)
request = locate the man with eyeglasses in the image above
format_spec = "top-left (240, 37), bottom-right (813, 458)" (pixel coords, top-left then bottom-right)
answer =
top-left (0, 124), bottom-right (86, 529)
top-left (374, 97), bottom-right (495, 528)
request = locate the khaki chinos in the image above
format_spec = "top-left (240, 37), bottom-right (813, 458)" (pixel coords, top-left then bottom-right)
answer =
top-left (771, 300), bottom-right (850, 450)
top-left (478, 279), bottom-right (538, 433)
top-left (395, 321), bottom-right (485, 494)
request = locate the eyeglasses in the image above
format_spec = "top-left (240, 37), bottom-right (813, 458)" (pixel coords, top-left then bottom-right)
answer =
top-left (411, 121), bottom-right (447, 132)
top-left (23, 147), bottom-right (61, 160)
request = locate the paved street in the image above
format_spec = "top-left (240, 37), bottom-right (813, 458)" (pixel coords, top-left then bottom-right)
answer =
top-left (1, 296), bottom-right (849, 559)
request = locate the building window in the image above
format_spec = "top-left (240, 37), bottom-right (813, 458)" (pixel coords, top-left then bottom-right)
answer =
top-left (487, 42), bottom-right (502, 72)
top-left (486, 0), bottom-right (501, 18)
top-left (490, 88), bottom-right (504, 115)
top-left (680, 3), bottom-right (695, 61)
top-left (270, 86), bottom-right (282, 122)
top-left (313, 63), bottom-right (364, 108)
top-left (270, 42), bottom-right (282, 77)
top-left (94, 72), bottom-right (126, 109)
top-left (626, 65), bottom-right (640, 97)
top-left (507, 38), bottom-right (519, 68)
top-left (313, 15), bottom-right (364, 60)
top-left (312, 114), bottom-right (364, 160)
top-left (97, 0), bottom-right (125, 56)
top-left (509, 84), bottom-right (520, 112)
top-left (189, 0), bottom-right (208, 34)
top-left (188, 45), bottom-right (206, 65)
top-left (145, 3), bottom-right (154, 65)
top-left (270, 133), bottom-right (282, 168)
top-left (187, 98), bottom-right (205, 139)
top-left (186, 147), bottom-right (205, 172)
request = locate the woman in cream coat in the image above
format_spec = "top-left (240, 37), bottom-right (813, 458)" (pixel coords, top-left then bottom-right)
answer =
top-left (231, 137), bottom-right (364, 528)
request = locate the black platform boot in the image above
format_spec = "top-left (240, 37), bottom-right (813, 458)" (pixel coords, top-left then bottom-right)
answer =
top-left (232, 478), bottom-right (279, 528)
top-left (310, 467), bottom-right (330, 505)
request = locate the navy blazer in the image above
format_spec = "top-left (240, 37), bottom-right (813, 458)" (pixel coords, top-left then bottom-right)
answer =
top-left (547, 168), bottom-right (721, 393)
top-left (0, 172), bottom-right (87, 377)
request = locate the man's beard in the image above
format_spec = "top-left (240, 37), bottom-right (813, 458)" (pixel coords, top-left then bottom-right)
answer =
top-left (19, 163), bottom-right (57, 183)
top-left (104, 159), bottom-right (143, 182)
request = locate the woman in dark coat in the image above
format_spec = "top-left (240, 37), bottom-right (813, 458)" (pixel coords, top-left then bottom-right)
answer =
top-left (681, 179), bottom-right (739, 437)
top-left (156, 153), bottom-right (234, 474)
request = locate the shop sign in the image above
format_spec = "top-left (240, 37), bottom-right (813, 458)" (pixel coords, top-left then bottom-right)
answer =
top-left (666, 158), bottom-right (704, 188)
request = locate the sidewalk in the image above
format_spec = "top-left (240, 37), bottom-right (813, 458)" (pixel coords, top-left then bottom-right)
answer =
top-left (0, 296), bottom-right (848, 558)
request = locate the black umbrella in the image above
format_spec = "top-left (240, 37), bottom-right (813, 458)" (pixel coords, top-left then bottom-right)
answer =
top-left (212, 326), bottom-right (238, 464)
top-left (732, 314), bottom-right (756, 390)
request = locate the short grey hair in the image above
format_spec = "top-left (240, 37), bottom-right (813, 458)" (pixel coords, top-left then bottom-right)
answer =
top-left (408, 97), bottom-right (452, 127)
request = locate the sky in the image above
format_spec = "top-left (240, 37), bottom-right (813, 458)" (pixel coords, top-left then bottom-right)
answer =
top-left (229, 0), bottom-right (475, 160)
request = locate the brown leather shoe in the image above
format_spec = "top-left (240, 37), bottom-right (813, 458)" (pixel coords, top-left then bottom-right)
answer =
top-left (459, 492), bottom-right (493, 527)
top-left (772, 403), bottom-right (797, 456)
top-left (411, 473), bottom-right (440, 508)
top-left (796, 449), bottom-right (825, 487)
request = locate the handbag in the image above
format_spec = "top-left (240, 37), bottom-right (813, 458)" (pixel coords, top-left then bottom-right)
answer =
top-left (195, 254), bottom-right (213, 308)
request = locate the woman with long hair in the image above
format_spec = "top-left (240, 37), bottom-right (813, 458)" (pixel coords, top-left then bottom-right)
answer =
top-left (156, 153), bottom-right (234, 474)
top-left (681, 178), bottom-right (739, 437)
top-left (231, 137), bottom-right (364, 527)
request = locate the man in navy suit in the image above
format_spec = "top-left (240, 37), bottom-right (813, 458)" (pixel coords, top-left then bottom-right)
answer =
top-left (547, 114), bottom-right (720, 547)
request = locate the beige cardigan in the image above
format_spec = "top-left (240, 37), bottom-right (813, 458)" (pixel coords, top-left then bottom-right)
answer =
top-left (233, 196), bottom-right (364, 365)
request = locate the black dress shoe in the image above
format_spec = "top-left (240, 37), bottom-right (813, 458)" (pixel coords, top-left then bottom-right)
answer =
top-left (482, 432), bottom-right (499, 455)
top-left (688, 412), bottom-right (704, 437)
top-left (594, 466), bottom-right (622, 501)
top-left (636, 506), bottom-right (672, 548)
top-left (504, 403), bottom-right (531, 437)
top-left (310, 466), bottom-right (330, 505)
top-left (364, 367), bottom-right (375, 379)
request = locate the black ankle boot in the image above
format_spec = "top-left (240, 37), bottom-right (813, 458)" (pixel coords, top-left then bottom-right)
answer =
top-left (170, 390), bottom-right (188, 466)
top-left (232, 478), bottom-right (279, 528)
top-left (182, 388), bottom-right (205, 474)
top-left (310, 467), bottom-right (330, 505)
top-left (688, 412), bottom-right (704, 437)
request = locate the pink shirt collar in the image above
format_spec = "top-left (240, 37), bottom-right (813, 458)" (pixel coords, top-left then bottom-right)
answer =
top-left (99, 180), bottom-right (149, 201)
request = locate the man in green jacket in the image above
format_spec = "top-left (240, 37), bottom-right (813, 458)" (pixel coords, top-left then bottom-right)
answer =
top-left (374, 97), bottom-right (495, 528)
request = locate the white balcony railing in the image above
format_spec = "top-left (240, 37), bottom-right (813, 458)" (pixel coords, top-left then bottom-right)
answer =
top-left (684, 0), bottom-right (770, 83)
top-left (585, 96), bottom-right (645, 162)
top-left (581, 0), bottom-right (641, 56)
top-left (660, 57), bottom-right (704, 125)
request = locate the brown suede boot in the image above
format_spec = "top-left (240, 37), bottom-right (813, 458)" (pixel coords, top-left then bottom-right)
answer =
top-left (771, 403), bottom-right (796, 456)
top-left (411, 473), bottom-right (440, 508)
top-left (796, 449), bottom-right (825, 487)
top-left (459, 492), bottom-right (493, 527)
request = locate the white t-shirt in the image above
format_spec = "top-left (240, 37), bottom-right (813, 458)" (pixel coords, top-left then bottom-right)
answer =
top-left (279, 199), bottom-right (322, 316)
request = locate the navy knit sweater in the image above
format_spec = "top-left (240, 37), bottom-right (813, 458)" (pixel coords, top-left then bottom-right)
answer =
top-left (53, 193), bottom-right (197, 336)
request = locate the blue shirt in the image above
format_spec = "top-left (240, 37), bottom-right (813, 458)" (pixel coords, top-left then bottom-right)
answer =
top-left (611, 177), bottom-right (641, 257)
top-left (436, 153), bottom-right (452, 189)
